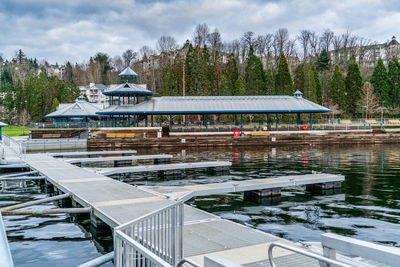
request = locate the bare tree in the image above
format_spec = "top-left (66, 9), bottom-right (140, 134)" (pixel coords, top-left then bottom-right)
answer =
top-left (273, 28), bottom-right (289, 63)
top-left (112, 56), bottom-right (124, 71)
top-left (320, 29), bottom-right (334, 52)
top-left (357, 37), bottom-right (373, 65)
top-left (207, 29), bottom-right (223, 51)
top-left (332, 34), bottom-right (342, 64)
top-left (157, 36), bottom-right (178, 52)
top-left (122, 49), bottom-right (137, 67)
top-left (298, 30), bottom-right (311, 61)
top-left (193, 23), bottom-right (209, 48)
top-left (139, 46), bottom-right (155, 60)
top-left (309, 31), bottom-right (320, 57)
top-left (254, 35), bottom-right (266, 57)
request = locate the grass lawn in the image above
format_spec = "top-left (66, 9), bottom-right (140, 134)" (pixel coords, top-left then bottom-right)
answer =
top-left (2, 126), bottom-right (30, 137)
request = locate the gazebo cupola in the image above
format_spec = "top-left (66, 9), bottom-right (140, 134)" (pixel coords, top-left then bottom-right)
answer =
top-left (119, 67), bottom-right (138, 84)
top-left (103, 68), bottom-right (154, 106)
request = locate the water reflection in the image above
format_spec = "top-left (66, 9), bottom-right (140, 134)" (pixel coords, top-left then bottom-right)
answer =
top-left (136, 144), bottom-right (400, 247)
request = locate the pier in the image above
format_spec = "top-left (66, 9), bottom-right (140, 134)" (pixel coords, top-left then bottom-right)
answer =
top-left (17, 152), bottom-right (343, 266)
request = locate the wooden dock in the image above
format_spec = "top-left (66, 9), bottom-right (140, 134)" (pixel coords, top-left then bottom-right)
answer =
top-left (18, 153), bottom-right (345, 266)
top-left (95, 161), bottom-right (232, 176)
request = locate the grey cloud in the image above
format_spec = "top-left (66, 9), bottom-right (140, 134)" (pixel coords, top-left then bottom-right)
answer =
top-left (0, 0), bottom-right (400, 63)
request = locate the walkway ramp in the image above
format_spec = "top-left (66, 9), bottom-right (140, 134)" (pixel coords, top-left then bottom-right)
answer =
top-left (96, 161), bottom-right (232, 176)
top-left (144, 173), bottom-right (344, 200)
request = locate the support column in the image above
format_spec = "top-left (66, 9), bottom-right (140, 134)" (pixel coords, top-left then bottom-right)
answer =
top-left (310, 113), bottom-right (313, 130)
top-left (275, 113), bottom-right (278, 131)
top-left (297, 113), bottom-right (301, 125)
top-left (205, 114), bottom-right (208, 132)
top-left (158, 116), bottom-right (162, 127)
top-left (145, 116), bottom-right (148, 127)
top-left (169, 115), bottom-right (172, 131)
top-left (151, 115), bottom-right (154, 127)
top-left (240, 114), bottom-right (244, 136)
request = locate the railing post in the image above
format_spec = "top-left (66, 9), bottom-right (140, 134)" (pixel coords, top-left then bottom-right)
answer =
top-left (321, 245), bottom-right (336, 267)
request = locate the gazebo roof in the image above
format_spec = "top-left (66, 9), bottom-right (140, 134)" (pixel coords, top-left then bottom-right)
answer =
top-left (98, 95), bottom-right (331, 115)
top-left (119, 67), bottom-right (138, 77)
top-left (45, 99), bottom-right (105, 118)
top-left (103, 83), bottom-right (154, 96)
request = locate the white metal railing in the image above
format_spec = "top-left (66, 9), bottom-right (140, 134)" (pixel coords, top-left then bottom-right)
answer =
top-left (321, 233), bottom-right (400, 267)
top-left (114, 201), bottom-right (184, 267)
top-left (268, 242), bottom-right (353, 267)
top-left (2, 135), bottom-right (22, 155)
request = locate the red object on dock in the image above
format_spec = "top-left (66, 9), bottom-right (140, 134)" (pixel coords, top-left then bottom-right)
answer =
top-left (233, 130), bottom-right (241, 137)
top-left (302, 125), bottom-right (308, 130)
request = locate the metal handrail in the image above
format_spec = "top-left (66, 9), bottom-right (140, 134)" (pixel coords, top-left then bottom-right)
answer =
top-left (114, 201), bottom-right (184, 266)
top-left (175, 258), bottom-right (201, 267)
top-left (115, 230), bottom-right (171, 267)
top-left (268, 242), bottom-right (354, 267)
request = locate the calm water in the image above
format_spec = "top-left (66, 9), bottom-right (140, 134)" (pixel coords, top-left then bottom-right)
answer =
top-left (1, 144), bottom-right (400, 266)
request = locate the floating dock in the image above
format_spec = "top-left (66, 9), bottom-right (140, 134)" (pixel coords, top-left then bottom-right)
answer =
top-left (143, 173), bottom-right (344, 201)
top-left (64, 154), bottom-right (173, 166)
top-left (48, 150), bottom-right (137, 158)
top-left (96, 161), bottom-right (232, 176)
top-left (18, 152), bottom-right (347, 266)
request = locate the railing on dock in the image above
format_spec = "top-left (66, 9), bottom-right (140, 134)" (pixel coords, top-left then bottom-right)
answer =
top-left (2, 134), bottom-right (22, 155)
top-left (114, 201), bottom-right (184, 267)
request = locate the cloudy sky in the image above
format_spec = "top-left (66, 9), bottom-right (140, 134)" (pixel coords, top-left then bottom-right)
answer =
top-left (1, 0), bottom-right (399, 64)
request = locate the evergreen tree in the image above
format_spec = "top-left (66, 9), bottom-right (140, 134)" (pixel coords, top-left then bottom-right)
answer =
top-left (293, 64), bottom-right (305, 93)
top-left (14, 79), bottom-right (24, 113)
top-left (3, 83), bottom-right (15, 123)
top-left (311, 64), bottom-right (322, 104)
top-left (388, 57), bottom-right (400, 107)
top-left (303, 65), bottom-right (315, 100)
top-left (275, 53), bottom-right (293, 95)
top-left (330, 65), bottom-right (346, 109)
top-left (221, 54), bottom-right (239, 95)
top-left (265, 69), bottom-right (275, 95)
top-left (245, 46), bottom-right (265, 95)
top-left (50, 98), bottom-right (60, 113)
top-left (1, 66), bottom-right (13, 91)
top-left (345, 57), bottom-right (363, 116)
top-left (371, 58), bottom-right (391, 107)
top-left (159, 63), bottom-right (179, 96)
top-left (317, 50), bottom-right (330, 71)
top-left (235, 76), bottom-right (246, 96)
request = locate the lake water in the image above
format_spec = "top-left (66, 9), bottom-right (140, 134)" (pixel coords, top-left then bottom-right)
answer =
top-left (1, 144), bottom-right (399, 266)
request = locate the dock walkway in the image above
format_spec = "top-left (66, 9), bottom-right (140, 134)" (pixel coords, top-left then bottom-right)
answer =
top-left (64, 154), bottom-right (172, 165)
top-left (143, 173), bottom-right (344, 201)
top-left (96, 161), bottom-right (232, 176)
top-left (48, 150), bottom-right (137, 158)
top-left (21, 153), bottom-right (341, 266)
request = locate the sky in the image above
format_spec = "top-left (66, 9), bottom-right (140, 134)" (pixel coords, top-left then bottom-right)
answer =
top-left (1, 0), bottom-right (400, 64)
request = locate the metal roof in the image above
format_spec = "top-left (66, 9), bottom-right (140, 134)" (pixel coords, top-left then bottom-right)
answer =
top-left (98, 95), bottom-right (331, 115)
top-left (119, 67), bottom-right (138, 76)
top-left (103, 83), bottom-right (154, 95)
top-left (45, 99), bottom-right (105, 118)
top-left (0, 122), bottom-right (8, 127)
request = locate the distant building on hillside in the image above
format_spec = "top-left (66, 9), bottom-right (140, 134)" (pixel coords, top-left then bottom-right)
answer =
top-left (79, 67), bottom-right (148, 106)
top-left (329, 36), bottom-right (400, 67)
top-left (45, 64), bottom-right (65, 80)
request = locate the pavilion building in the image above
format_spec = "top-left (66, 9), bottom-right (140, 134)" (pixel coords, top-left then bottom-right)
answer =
top-left (45, 67), bottom-right (332, 132)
